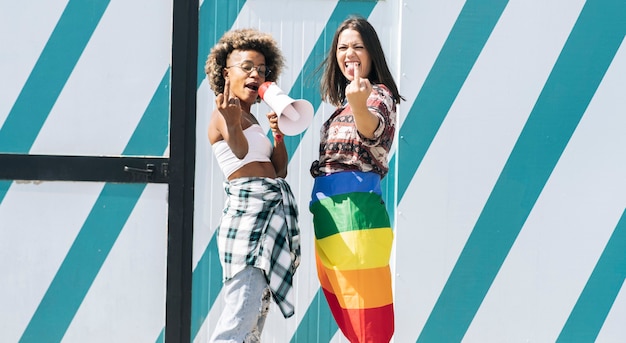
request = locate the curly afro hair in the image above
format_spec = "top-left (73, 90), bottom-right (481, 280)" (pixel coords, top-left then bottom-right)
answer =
top-left (205, 28), bottom-right (285, 96)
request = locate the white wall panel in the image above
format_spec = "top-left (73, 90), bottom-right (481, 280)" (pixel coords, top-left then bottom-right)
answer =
top-left (30, 0), bottom-right (172, 156)
top-left (0, 1), bottom-right (68, 126)
top-left (3, 0), bottom-right (625, 342)
top-left (0, 181), bottom-right (103, 343)
top-left (466, 39), bottom-right (626, 342)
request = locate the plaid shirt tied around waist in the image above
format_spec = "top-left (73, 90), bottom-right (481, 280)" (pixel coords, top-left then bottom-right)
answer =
top-left (218, 177), bottom-right (301, 318)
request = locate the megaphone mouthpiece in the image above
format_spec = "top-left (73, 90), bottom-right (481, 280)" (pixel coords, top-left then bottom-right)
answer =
top-left (258, 82), bottom-right (313, 136)
top-left (258, 81), bottom-right (272, 99)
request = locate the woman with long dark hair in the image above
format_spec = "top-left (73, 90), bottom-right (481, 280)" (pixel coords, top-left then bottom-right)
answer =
top-left (310, 15), bottom-right (404, 343)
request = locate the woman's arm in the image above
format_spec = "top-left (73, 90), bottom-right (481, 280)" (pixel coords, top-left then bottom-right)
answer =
top-left (346, 63), bottom-right (379, 138)
top-left (267, 112), bottom-right (288, 177)
top-left (209, 79), bottom-right (248, 158)
top-left (271, 134), bottom-right (288, 178)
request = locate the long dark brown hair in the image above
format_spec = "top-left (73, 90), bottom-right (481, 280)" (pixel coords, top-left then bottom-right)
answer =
top-left (320, 15), bottom-right (404, 107)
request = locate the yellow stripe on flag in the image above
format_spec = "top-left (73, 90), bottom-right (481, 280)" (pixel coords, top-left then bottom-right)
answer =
top-left (315, 227), bottom-right (393, 271)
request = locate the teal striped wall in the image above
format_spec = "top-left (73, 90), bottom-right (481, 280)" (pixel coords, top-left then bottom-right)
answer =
top-left (1, 1), bottom-right (171, 342)
top-left (1, 0), bottom-right (624, 342)
top-left (194, 0), bottom-right (625, 342)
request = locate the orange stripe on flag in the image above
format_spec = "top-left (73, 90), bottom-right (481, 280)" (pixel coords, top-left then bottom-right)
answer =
top-left (316, 252), bottom-right (393, 309)
top-left (316, 253), bottom-right (334, 292)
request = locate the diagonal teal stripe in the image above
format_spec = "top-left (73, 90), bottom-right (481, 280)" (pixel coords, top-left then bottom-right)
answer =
top-left (0, 181), bottom-right (10, 206)
top-left (381, 152), bottom-right (396, 221)
top-left (197, 0), bottom-right (246, 89)
top-left (417, 0), bottom-right (626, 341)
top-left (155, 328), bottom-right (165, 343)
top-left (0, 0), bottom-right (110, 154)
top-left (290, 289), bottom-right (338, 343)
top-left (383, 157), bottom-right (396, 224)
top-left (0, 0), bottom-right (109, 207)
top-left (557, 208), bottom-right (626, 342)
top-left (388, 0), bottom-right (509, 271)
top-left (394, 0), bottom-right (509, 202)
top-left (19, 183), bottom-right (146, 343)
top-left (20, 71), bottom-right (171, 342)
top-left (190, 233), bottom-right (222, 340)
top-left (125, 70), bottom-right (171, 157)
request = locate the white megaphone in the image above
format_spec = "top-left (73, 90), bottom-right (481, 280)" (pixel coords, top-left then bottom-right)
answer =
top-left (258, 82), bottom-right (313, 136)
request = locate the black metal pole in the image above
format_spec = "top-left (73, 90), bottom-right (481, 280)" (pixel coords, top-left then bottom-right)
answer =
top-left (167, 0), bottom-right (198, 341)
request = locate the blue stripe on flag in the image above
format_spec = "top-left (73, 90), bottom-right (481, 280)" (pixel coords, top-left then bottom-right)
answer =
top-left (418, 0), bottom-right (626, 341)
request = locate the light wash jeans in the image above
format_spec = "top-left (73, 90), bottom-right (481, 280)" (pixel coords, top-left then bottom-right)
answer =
top-left (210, 266), bottom-right (271, 343)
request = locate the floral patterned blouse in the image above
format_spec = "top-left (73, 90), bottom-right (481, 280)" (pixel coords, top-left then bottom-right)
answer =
top-left (310, 84), bottom-right (397, 179)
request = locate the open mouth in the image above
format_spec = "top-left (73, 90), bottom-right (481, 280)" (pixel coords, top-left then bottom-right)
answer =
top-left (246, 83), bottom-right (259, 92)
top-left (345, 62), bottom-right (360, 74)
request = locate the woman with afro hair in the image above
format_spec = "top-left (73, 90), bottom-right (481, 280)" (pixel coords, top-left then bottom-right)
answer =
top-left (205, 28), bottom-right (300, 342)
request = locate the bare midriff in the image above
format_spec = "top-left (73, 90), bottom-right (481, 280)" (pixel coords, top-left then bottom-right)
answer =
top-left (228, 161), bottom-right (276, 181)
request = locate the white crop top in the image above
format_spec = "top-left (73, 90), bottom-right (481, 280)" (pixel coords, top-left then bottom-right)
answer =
top-left (212, 124), bottom-right (272, 178)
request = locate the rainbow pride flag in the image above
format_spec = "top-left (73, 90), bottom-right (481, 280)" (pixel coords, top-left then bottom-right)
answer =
top-left (310, 171), bottom-right (394, 343)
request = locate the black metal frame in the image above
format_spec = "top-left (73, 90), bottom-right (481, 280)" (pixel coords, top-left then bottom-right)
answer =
top-left (0, 154), bottom-right (170, 183)
top-left (0, 0), bottom-right (198, 342)
top-left (167, 0), bottom-right (198, 342)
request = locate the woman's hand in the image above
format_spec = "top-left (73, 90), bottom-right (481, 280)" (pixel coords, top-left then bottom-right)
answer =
top-left (215, 78), bottom-right (242, 127)
top-left (266, 111), bottom-right (284, 145)
top-left (345, 62), bottom-right (378, 138)
top-left (267, 111), bottom-right (287, 177)
top-left (213, 77), bottom-right (248, 158)
top-left (345, 62), bottom-right (372, 106)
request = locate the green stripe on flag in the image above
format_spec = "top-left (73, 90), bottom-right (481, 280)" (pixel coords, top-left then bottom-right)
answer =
top-left (311, 192), bottom-right (391, 239)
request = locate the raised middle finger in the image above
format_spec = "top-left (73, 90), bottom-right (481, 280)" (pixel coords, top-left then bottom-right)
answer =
top-left (222, 78), bottom-right (231, 107)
